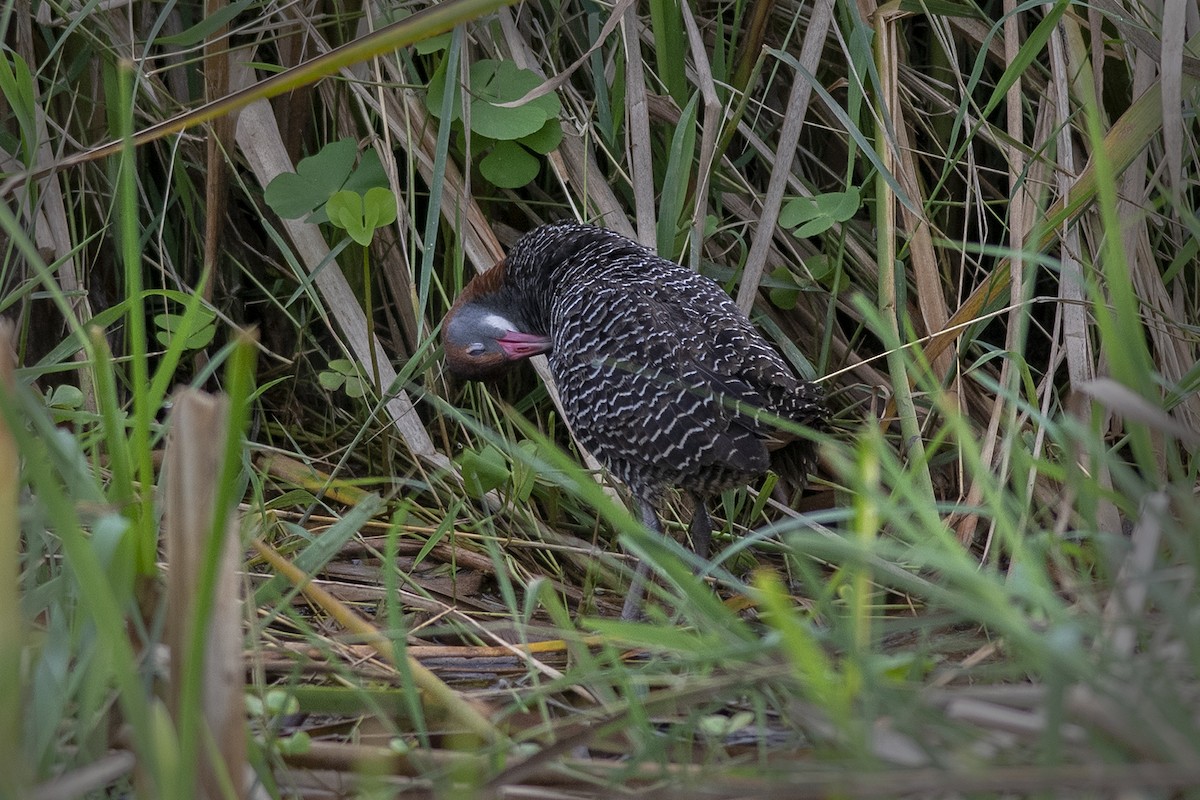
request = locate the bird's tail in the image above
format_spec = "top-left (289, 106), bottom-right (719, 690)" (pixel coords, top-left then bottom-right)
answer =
top-left (768, 436), bottom-right (819, 493)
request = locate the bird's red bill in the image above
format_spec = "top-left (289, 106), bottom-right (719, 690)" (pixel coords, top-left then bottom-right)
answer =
top-left (497, 331), bottom-right (553, 359)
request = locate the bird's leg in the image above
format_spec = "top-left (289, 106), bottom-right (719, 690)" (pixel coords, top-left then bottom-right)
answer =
top-left (620, 560), bottom-right (651, 621)
top-left (688, 494), bottom-right (725, 602)
top-left (619, 499), bottom-right (661, 620)
top-left (687, 492), bottom-right (713, 561)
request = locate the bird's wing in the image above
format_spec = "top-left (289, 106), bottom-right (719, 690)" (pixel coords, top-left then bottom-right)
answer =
top-left (644, 269), bottom-right (825, 486)
top-left (550, 281), bottom-right (770, 484)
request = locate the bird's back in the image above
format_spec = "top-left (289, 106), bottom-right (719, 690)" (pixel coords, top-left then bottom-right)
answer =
top-left (541, 236), bottom-right (823, 499)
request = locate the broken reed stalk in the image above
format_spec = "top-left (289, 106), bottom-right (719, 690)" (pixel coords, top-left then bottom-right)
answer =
top-left (163, 388), bottom-right (247, 800)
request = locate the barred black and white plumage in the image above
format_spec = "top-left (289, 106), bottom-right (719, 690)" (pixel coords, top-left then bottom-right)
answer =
top-left (443, 222), bottom-right (825, 617)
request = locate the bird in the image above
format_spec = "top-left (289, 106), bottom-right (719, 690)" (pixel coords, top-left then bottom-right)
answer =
top-left (442, 222), bottom-right (825, 618)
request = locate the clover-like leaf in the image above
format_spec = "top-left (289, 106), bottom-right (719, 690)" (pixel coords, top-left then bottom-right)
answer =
top-left (326, 187), bottom-right (397, 246)
top-left (340, 149), bottom-right (388, 196)
top-left (425, 60), bottom-right (461, 122)
top-left (46, 384), bottom-right (84, 411)
top-left (468, 60), bottom-right (556, 139)
top-left (263, 689), bottom-right (300, 716)
top-left (264, 139), bottom-right (390, 224)
top-left (428, 59), bottom-right (560, 141)
top-left (480, 141), bottom-right (540, 188)
top-left (767, 267), bottom-right (802, 310)
top-left (264, 139), bottom-right (357, 220)
top-left (362, 186), bottom-right (398, 228)
top-left (277, 731), bottom-right (312, 756)
top-left (470, 99), bottom-right (545, 141)
top-left (45, 384), bottom-right (85, 424)
top-left (154, 311), bottom-right (217, 350)
top-left (780, 188), bottom-right (861, 239)
top-left (318, 370), bottom-right (345, 391)
top-left (521, 117), bottom-right (563, 155)
top-left (319, 359), bottom-right (367, 398)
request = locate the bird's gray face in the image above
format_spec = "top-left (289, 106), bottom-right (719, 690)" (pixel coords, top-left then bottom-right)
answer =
top-left (443, 302), bottom-right (552, 380)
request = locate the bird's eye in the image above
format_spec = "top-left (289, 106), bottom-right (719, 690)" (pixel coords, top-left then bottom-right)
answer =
top-left (466, 343), bottom-right (486, 357)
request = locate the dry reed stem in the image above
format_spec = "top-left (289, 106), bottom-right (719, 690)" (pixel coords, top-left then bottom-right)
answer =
top-left (163, 389), bottom-right (247, 799)
top-left (621, 3), bottom-right (657, 245)
top-left (735, 0), bottom-right (834, 315)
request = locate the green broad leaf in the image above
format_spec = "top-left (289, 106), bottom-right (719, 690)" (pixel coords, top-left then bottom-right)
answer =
top-left (803, 253), bottom-right (835, 283)
top-left (264, 139), bottom-right (358, 220)
top-left (362, 186), bottom-right (398, 227)
top-left (45, 385), bottom-right (86, 424)
top-left (815, 187), bottom-right (862, 221)
top-left (778, 196), bottom-right (819, 229)
top-left (46, 384), bottom-right (84, 411)
top-left (340, 149), bottom-right (388, 196)
top-left (425, 59), bottom-right (460, 122)
top-left (427, 59), bottom-right (561, 142)
top-left (767, 267), bottom-right (802, 310)
top-left (802, 253), bottom-right (847, 292)
top-left (324, 192), bottom-right (360, 237)
top-left (328, 359), bottom-right (356, 376)
top-left (318, 370), bottom-right (345, 391)
top-left (470, 98), bottom-right (546, 141)
top-left (698, 710), bottom-right (755, 738)
top-left (467, 60), bottom-right (559, 140)
top-left (153, 311), bottom-right (216, 350)
top-left (792, 215), bottom-right (830, 237)
top-left (326, 187), bottom-right (397, 246)
top-left (480, 141), bottom-right (540, 188)
top-left (872, 652), bottom-right (936, 682)
top-left (521, 117), bottom-right (563, 154)
top-left (263, 689), bottom-right (301, 716)
top-left (779, 188), bottom-right (861, 239)
top-left (459, 443), bottom-right (510, 497)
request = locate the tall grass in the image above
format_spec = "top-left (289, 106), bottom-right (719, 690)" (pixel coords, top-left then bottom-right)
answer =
top-left (2, 0), bottom-right (1198, 796)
